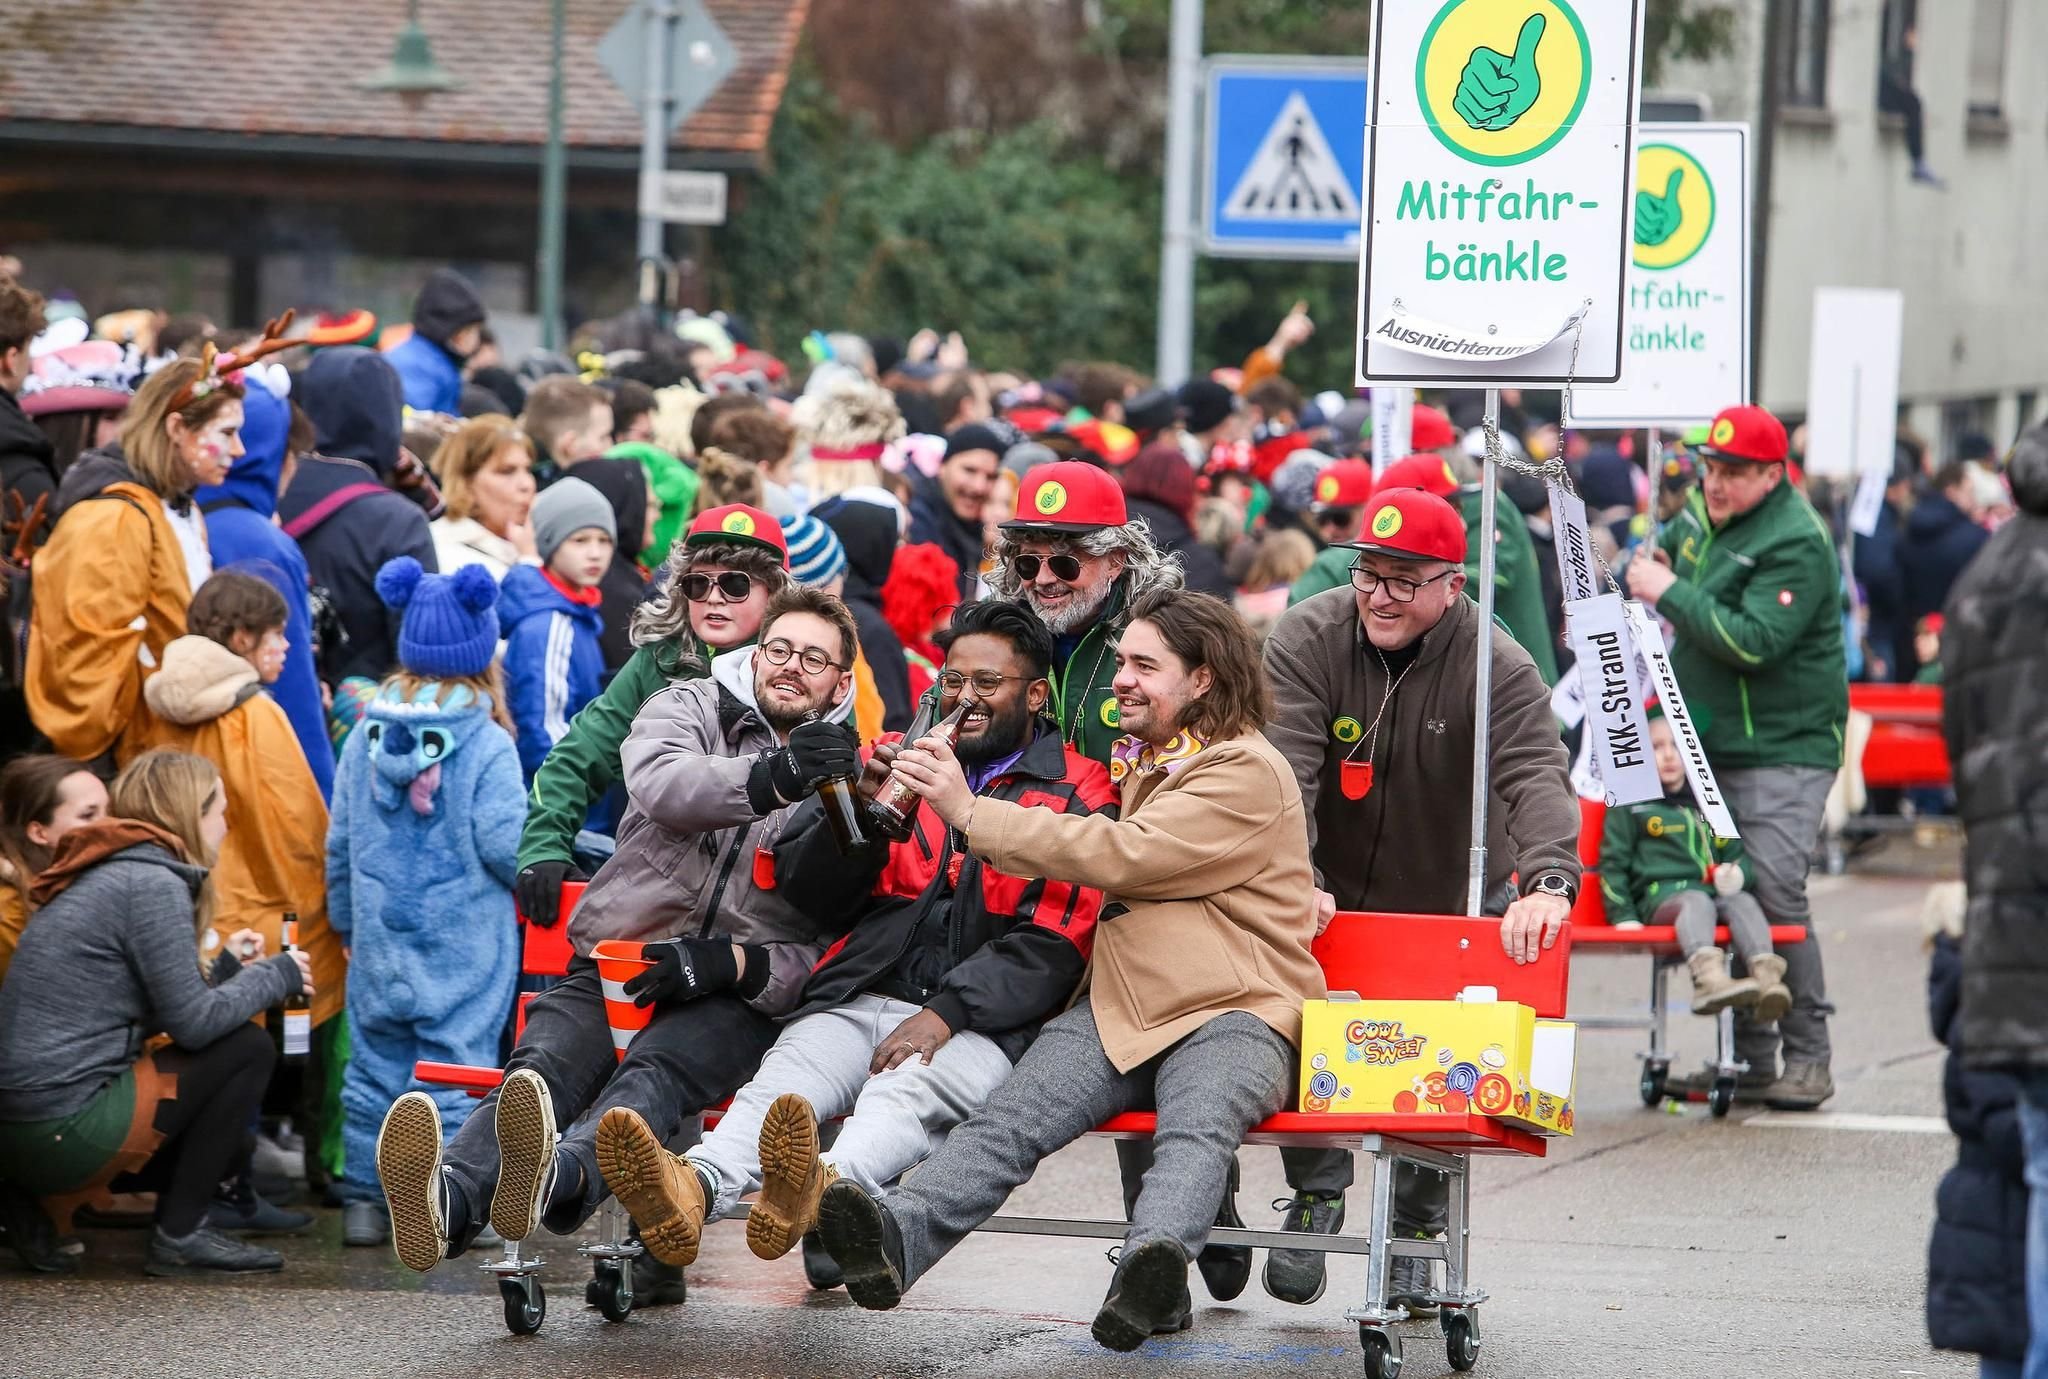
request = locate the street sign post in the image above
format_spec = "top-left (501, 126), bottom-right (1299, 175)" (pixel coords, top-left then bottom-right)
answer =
top-left (1200, 56), bottom-right (1368, 261)
top-left (639, 169), bottom-right (729, 226)
top-left (1568, 122), bottom-right (1751, 427)
top-left (598, 0), bottom-right (736, 135)
top-left (1355, 0), bottom-right (1647, 387)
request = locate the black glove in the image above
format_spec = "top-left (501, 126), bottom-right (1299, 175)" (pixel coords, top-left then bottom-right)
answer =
top-left (516, 860), bottom-right (586, 929)
top-left (763, 720), bottom-right (860, 803)
top-left (624, 938), bottom-right (742, 1008)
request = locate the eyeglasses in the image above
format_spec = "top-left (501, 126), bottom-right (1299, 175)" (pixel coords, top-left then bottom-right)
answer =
top-left (1012, 553), bottom-right (1084, 583)
top-left (938, 670), bottom-right (1034, 697)
top-left (1349, 564), bottom-right (1455, 603)
top-left (759, 639), bottom-right (845, 675)
top-left (681, 571), bottom-right (754, 603)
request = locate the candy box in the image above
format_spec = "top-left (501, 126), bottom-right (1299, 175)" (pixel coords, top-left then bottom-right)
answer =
top-left (1297, 998), bottom-right (1578, 1136)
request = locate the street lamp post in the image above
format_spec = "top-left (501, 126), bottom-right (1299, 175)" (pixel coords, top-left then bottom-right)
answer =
top-left (358, 0), bottom-right (462, 112)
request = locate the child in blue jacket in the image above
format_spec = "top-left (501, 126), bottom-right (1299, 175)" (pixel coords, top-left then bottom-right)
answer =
top-left (499, 477), bottom-right (613, 781)
top-left (327, 557), bottom-right (526, 1248)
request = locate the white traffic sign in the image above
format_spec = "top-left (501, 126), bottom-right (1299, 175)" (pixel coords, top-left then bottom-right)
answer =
top-left (1356, 0), bottom-right (1646, 387)
top-left (1569, 123), bottom-right (1751, 428)
top-left (1803, 287), bottom-right (1904, 479)
top-left (639, 169), bottom-right (729, 226)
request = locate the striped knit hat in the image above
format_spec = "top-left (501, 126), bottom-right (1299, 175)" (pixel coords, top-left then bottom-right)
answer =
top-left (780, 513), bottom-right (848, 588)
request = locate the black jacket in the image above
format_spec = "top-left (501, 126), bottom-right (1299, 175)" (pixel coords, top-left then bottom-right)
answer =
top-left (0, 388), bottom-right (58, 544)
top-left (560, 456), bottom-right (654, 673)
top-left (1853, 499), bottom-right (1914, 679)
top-left (817, 497), bottom-right (912, 733)
top-left (1925, 932), bottom-right (2027, 1362)
top-left (774, 723), bottom-right (1115, 1060)
top-left (1902, 492), bottom-right (1989, 621)
top-left (275, 455), bottom-right (436, 683)
top-left (1949, 436), bottom-right (2048, 1071)
top-left (1128, 497), bottom-right (1233, 600)
top-left (412, 267), bottom-right (487, 350)
top-left (907, 475), bottom-right (985, 605)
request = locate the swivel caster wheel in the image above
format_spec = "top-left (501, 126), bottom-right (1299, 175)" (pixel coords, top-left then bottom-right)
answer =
top-left (588, 1260), bottom-right (635, 1322)
top-left (1360, 1325), bottom-right (1403, 1379)
top-left (500, 1276), bottom-right (546, 1335)
top-left (1707, 1076), bottom-right (1736, 1118)
top-left (1443, 1309), bottom-right (1480, 1372)
top-left (1639, 1062), bottom-right (1669, 1107)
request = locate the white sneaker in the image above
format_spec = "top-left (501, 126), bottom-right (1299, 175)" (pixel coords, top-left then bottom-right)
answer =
top-left (376, 1093), bottom-right (448, 1273)
top-left (490, 1070), bottom-right (558, 1242)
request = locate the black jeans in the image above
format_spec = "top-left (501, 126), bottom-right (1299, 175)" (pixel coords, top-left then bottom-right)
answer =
top-left (1117, 1142), bottom-right (1446, 1236)
top-left (112, 1023), bottom-right (276, 1236)
top-left (440, 959), bottom-right (778, 1243)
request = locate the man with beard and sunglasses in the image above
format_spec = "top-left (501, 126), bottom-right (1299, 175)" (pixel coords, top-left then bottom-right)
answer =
top-left (592, 599), bottom-right (1117, 1279)
top-left (375, 584), bottom-right (864, 1282)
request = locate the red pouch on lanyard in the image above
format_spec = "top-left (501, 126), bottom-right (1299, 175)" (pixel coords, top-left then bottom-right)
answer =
top-left (753, 847), bottom-right (777, 891)
top-left (1340, 759), bottom-right (1375, 801)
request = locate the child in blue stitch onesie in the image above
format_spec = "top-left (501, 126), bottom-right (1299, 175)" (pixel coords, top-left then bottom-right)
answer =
top-left (328, 556), bottom-right (526, 1247)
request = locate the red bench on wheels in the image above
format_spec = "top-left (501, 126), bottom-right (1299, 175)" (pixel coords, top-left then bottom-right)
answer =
top-left (1567, 798), bottom-right (1809, 1115)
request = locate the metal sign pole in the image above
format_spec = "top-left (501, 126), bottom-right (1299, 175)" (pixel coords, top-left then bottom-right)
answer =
top-left (1466, 387), bottom-right (1502, 917)
top-left (635, 0), bottom-right (674, 263)
top-left (1154, 0), bottom-right (1202, 386)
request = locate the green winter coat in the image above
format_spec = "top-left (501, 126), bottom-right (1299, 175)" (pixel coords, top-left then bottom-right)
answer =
top-left (1288, 492), bottom-right (1560, 686)
top-left (1653, 482), bottom-right (1848, 773)
top-left (515, 636), bottom-right (704, 871)
top-left (1049, 584), bottom-right (1135, 768)
top-left (1597, 793), bottom-right (1747, 928)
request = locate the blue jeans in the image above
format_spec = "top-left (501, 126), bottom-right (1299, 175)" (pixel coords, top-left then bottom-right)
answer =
top-left (2017, 1077), bottom-right (2048, 1379)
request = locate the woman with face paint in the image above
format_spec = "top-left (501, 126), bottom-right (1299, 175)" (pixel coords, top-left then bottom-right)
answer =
top-left (26, 351), bottom-right (252, 767)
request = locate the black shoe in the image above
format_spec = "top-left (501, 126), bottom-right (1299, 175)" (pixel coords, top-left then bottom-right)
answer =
top-left (143, 1225), bottom-right (284, 1276)
top-left (801, 1229), bottom-right (844, 1290)
top-left (816, 1181), bottom-right (906, 1311)
top-left (1092, 1240), bottom-right (1194, 1352)
top-left (632, 1253), bottom-right (689, 1309)
top-left (1664, 1064), bottom-right (1774, 1102)
top-left (0, 1185), bottom-right (76, 1274)
top-left (1388, 1250), bottom-right (1439, 1318)
top-left (1195, 1159), bottom-right (1251, 1302)
top-left (1261, 1190), bottom-right (1344, 1305)
top-left (207, 1182), bottom-right (314, 1236)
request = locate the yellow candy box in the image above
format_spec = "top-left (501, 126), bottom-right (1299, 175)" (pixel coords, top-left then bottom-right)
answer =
top-left (1297, 998), bottom-right (1579, 1136)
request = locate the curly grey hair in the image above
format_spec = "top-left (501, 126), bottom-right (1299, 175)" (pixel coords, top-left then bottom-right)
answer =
top-left (630, 539), bottom-right (791, 657)
top-left (987, 520), bottom-right (1186, 604)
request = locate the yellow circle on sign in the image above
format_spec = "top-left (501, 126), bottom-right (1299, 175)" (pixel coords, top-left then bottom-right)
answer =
top-left (1371, 505), bottom-right (1405, 539)
top-left (1099, 697), bottom-right (1120, 728)
top-left (1418, 0), bottom-right (1592, 168)
top-left (721, 511), bottom-right (757, 536)
top-left (1631, 143), bottom-right (1715, 271)
top-left (1710, 417), bottom-right (1736, 447)
top-left (1333, 716), bottom-right (1363, 744)
top-left (1036, 482), bottom-right (1069, 516)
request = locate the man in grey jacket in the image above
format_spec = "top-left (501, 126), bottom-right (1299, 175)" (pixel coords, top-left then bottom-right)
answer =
top-left (376, 587), bottom-right (862, 1276)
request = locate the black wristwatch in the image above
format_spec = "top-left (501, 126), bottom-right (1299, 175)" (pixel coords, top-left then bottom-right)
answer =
top-left (1524, 870), bottom-right (1577, 905)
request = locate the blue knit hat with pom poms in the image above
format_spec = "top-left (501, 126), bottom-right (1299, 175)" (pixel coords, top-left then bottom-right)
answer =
top-left (376, 557), bottom-right (501, 679)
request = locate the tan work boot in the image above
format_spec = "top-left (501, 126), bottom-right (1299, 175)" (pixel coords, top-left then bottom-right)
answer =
top-left (1747, 953), bottom-right (1793, 1022)
top-left (749, 1093), bottom-right (838, 1262)
top-left (1687, 948), bottom-right (1761, 1014)
top-left (595, 1108), bottom-right (706, 1267)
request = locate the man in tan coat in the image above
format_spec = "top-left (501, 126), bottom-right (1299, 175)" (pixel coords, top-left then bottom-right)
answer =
top-left (816, 590), bottom-right (1322, 1351)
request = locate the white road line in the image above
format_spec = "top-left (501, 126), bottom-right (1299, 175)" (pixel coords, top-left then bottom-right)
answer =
top-left (1745, 1111), bottom-right (1950, 1134)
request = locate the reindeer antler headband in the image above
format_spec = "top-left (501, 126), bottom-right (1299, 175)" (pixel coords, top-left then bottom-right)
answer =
top-left (168, 309), bottom-right (299, 411)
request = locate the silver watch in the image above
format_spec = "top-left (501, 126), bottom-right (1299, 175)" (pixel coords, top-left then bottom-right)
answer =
top-left (1527, 871), bottom-right (1576, 903)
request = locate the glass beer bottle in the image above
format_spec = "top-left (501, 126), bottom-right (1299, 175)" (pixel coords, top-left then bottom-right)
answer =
top-left (867, 701), bottom-right (971, 842)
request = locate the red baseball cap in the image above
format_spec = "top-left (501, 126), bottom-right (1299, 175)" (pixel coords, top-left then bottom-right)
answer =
top-left (1067, 418), bottom-right (1140, 467)
top-left (1410, 404), bottom-right (1459, 454)
top-left (1002, 460), bottom-right (1128, 532)
top-left (1349, 488), bottom-right (1467, 564)
top-left (685, 503), bottom-right (789, 561)
top-left (1698, 404), bottom-right (1789, 465)
top-left (1312, 459), bottom-right (1375, 508)
top-left (1375, 451), bottom-right (1461, 499)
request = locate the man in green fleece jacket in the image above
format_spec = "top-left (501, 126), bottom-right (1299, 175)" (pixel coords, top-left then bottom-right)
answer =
top-left (1627, 404), bottom-right (1847, 1111)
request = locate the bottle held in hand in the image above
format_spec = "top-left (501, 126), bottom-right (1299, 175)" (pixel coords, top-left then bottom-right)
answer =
top-left (867, 701), bottom-right (971, 842)
top-left (803, 710), bottom-right (872, 857)
top-left (279, 912), bottom-right (311, 1060)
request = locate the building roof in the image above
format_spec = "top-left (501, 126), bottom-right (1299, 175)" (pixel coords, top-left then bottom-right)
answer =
top-left (0, 0), bottom-right (807, 160)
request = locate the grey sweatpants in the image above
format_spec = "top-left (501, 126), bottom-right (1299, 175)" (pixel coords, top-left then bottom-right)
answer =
top-left (887, 1000), bottom-right (1294, 1286)
top-left (1718, 765), bottom-right (1835, 1069)
top-left (687, 994), bottom-right (1013, 1219)
top-left (1656, 889), bottom-right (1773, 960)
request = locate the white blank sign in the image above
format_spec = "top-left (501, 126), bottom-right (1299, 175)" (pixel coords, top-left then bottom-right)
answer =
top-left (1803, 288), bottom-right (1903, 478)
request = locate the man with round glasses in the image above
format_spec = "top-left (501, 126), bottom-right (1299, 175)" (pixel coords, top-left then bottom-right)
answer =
top-left (1255, 483), bottom-right (1578, 1312)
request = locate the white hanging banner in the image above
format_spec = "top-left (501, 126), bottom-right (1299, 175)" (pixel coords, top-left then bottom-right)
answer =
top-left (1547, 477), bottom-right (1601, 604)
top-left (1370, 386), bottom-right (1414, 474)
top-left (1848, 464), bottom-right (1890, 539)
top-left (1564, 593), bottom-right (1662, 806)
top-left (1624, 599), bottom-right (1739, 837)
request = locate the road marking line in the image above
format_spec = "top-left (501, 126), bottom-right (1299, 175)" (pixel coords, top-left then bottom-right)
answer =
top-left (1745, 1112), bottom-right (1949, 1134)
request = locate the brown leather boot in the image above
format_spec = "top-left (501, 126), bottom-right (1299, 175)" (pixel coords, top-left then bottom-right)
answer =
top-left (749, 1093), bottom-right (837, 1262)
top-left (1687, 948), bottom-right (1761, 1014)
top-left (595, 1108), bottom-right (706, 1267)
top-left (1746, 953), bottom-right (1793, 1022)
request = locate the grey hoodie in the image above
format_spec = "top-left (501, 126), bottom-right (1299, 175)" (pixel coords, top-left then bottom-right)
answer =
top-left (0, 843), bottom-right (300, 1121)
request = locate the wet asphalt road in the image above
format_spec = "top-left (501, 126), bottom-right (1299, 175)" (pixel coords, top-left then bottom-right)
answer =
top-left (0, 839), bottom-right (1979, 1378)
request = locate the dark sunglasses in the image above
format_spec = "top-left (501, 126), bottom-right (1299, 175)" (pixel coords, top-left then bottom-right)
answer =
top-left (681, 571), bottom-right (754, 602)
top-left (1012, 553), bottom-right (1084, 583)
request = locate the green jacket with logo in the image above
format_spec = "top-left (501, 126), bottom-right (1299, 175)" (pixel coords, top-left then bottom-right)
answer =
top-left (1048, 588), bottom-right (1131, 768)
top-left (1597, 793), bottom-right (1747, 928)
top-left (1653, 482), bottom-right (1847, 773)
top-left (1287, 493), bottom-right (1559, 687)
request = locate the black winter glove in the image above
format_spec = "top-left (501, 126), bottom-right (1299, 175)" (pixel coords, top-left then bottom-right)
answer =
top-left (625, 938), bottom-right (741, 1007)
top-left (761, 720), bottom-right (860, 804)
top-left (516, 860), bottom-right (587, 929)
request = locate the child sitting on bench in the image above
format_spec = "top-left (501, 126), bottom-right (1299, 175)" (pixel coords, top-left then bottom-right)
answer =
top-left (1599, 706), bottom-right (1791, 1018)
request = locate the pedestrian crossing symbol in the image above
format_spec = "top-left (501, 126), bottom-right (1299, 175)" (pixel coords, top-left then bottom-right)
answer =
top-left (1223, 92), bottom-right (1361, 223)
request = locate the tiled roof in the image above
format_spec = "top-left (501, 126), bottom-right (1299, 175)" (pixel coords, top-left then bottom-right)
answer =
top-left (0, 0), bottom-right (807, 157)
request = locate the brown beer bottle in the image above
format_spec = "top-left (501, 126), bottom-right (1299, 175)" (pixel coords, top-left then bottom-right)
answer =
top-left (801, 711), bottom-right (871, 856)
top-left (279, 913), bottom-right (311, 1061)
top-left (867, 701), bottom-right (971, 842)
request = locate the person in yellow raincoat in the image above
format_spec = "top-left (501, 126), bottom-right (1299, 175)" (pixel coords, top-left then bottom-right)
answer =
top-left (142, 572), bottom-right (346, 1027)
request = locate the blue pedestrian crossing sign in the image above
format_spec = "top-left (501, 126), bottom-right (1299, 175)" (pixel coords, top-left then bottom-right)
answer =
top-left (1202, 56), bottom-right (1369, 261)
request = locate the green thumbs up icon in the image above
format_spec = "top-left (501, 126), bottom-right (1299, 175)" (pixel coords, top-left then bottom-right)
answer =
top-left (1453, 13), bottom-right (1547, 132)
top-left (1634, 168), bottom-right (1685, 246)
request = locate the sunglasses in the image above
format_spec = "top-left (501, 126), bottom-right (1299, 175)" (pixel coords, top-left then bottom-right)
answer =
top-left (681, 571), bottom-right (755, 602)
top-left (1012, 553), bottom-right (1084, 583)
